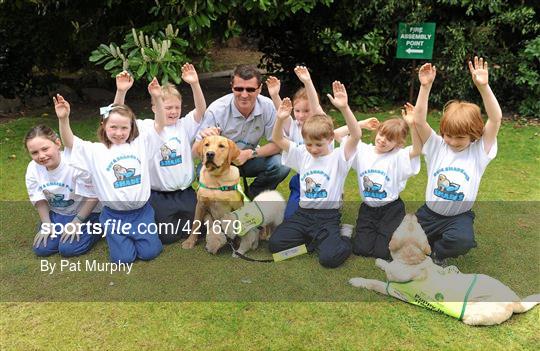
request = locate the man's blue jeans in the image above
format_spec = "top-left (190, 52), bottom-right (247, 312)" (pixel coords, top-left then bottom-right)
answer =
top-left (238, 154), bottom-right (290, 198)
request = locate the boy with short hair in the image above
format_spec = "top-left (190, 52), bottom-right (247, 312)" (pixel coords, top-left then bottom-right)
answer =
top-left (268, 81), bottom-right (361, 268)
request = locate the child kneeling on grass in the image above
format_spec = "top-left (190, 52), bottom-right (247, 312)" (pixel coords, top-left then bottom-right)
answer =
top-left (268, 81), bottom-right (361, 268)
top-left (54, 78), bottom-right (166, 264)
top-left (335, 104), bottom-right (422, 260)
top-left (413, 57), bottom-right (502, 265)
top-left (25, 124), bottom-right (100, 257)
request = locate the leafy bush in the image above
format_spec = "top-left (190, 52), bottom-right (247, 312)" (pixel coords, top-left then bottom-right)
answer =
top-left (516, 36), bottom-right (540, 117)
top-left (2, 0), bottom-right (539, 118)
top-left (0, 0), bottom-right (153, 98)
top-left (246, 0), bottom-right (540, 116)
top-left (89, 24), bottom-right (189, 84)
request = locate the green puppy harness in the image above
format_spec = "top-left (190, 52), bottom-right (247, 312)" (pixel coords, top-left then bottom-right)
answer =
top-left (385, 267), bottom-right (478, 320)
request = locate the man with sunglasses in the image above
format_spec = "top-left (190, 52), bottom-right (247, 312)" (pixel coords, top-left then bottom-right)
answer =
top-left (195, 64), bottom-right (290, 199)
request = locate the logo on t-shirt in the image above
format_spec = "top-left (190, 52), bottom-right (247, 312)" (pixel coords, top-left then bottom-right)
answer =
top-left (159, 144), bottom-right (182, 167)
top-left (362, 176), bottom-right (387, 199)
top-left (43, 189), bottom-right (74, 208)
top-left (434, 173), bottom-right (464, 201)
top-left (112, 163), bottom-right (141, 188)
top-left (304, 176), bottom-right (328, 199)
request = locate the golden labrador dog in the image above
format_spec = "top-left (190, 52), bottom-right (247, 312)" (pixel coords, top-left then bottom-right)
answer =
top-left (181, 135), bottom-right (244, 250)
top-left (349, 214), bottom-right (540, 326)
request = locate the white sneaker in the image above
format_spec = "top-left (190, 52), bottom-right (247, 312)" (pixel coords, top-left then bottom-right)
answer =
top-left (340, 224), bottom-right (354, 238)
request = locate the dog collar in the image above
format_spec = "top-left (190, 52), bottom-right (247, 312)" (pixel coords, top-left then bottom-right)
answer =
top-left (197, 182), bottom-right (250, 203)
top-left (198, 182), bottom-right (238, 191)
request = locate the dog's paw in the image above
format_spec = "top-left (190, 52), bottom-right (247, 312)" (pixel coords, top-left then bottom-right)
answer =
top-left (349, 277), bottom-right (369, 288)
top-left (231, 252), bottom-right (239, 258)
top-left (375, 258), bottom-right (388, 269)
top-left (259, 226), bottom-right (273, 241)
top-left (181, 239), bottom-right (196, 249)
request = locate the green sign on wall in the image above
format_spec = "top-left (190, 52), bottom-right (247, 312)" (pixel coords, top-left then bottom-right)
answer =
top-left (396, 22), bottom-right (436, 59)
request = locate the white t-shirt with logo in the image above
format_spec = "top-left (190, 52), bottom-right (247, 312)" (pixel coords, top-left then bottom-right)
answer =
top-left (138, 110), bottom-right (199, 191)
top-left (352, 142), bottom-right (420, 207)
top-left (423, 131), bottom-right (497, 216)
top-left (70, 129), bottom-right (161, 211)
top-left (26, 149), bottom-right (98, 216)
top-left (282, 143), bottom-right (356, 209)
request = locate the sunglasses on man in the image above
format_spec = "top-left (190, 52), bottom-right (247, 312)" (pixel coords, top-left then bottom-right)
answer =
top-left (232, 86), bottom-right (260, 93)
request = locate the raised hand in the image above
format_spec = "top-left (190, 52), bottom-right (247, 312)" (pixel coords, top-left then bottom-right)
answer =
top-left (468, 56), bottom-right (489, 87)
top-left (53, 94), bottom-right (70, 120)
top-left (327, 81), bottom-right (348, 109)
top-left (116, 70), bottom-right (133, 92)
top-left (277, 98), bottom-right (293, 120)
top-left (361, 117), bottom-right (380, 130)
top-left (401, 102), bottom-right (415, 125)
top-left (266, 76), bottom-right (281, 97)
top-left (294, 66), bottom-right (312, 83)
top-left (148, 77), bottom-right (162, 98)
top-left (181, 63), bottom-right (199, 85)
top-left (418, 63), bottom-right (436, 86)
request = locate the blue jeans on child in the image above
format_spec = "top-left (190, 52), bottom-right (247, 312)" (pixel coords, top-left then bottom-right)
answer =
top-left (33, 211), bottom-right (101, 257)
top-left (100, 202), bottom-right (163, 263)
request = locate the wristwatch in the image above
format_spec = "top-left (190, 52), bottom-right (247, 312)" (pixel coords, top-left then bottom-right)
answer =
top-left (251, 149), bottom-right (258, 158)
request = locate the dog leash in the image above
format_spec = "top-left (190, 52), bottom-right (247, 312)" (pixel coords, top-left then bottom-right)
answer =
top-left (225, 235), bottom-right (274, 263)
top-left (197, 181), bottom-right (269, 261)
top-left (197, 182), bottom-right (303, 263)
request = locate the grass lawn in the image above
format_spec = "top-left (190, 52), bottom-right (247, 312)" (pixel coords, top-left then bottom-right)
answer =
top-left (1, 108), bottom-right (539, 350)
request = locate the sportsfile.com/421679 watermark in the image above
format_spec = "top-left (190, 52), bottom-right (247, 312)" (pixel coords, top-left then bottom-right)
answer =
top-left (39, 219), bottom-right (242, 238)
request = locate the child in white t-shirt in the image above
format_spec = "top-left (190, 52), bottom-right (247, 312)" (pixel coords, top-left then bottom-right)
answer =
top-left (54, 78), bottom-right (166, 263)
top-left (268, 67), bottom-right (380, 220)
top-left (114, 64), bottom-right (205, 244)
top-left (25, 124), bottom-right (100, 257)
top-left (266, 66), bottom-right (326, 219)
top-left (349, 104), bottom-right (422, 259)
top-left (413, 57), bottom-right (502, 264)
top-left (268, 81), bottom-right (361, 268)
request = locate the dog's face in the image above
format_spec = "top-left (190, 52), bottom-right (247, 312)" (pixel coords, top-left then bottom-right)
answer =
top-left (389, 214), bottom-right (431, 265)
top-left (305, 177), bottom-right (316, 190)
top-left (197, 136), bottom-right (240, 175)
top-left (205, 229), bottom-right (228, 254)
top-left (204, 214), bottom-right (237, 254)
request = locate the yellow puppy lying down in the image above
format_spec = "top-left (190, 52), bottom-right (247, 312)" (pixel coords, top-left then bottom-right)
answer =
top-left (349, 214), bottom-right (540, 326)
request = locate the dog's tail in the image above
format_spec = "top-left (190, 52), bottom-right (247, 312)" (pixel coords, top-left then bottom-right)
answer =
top-left (514, 294), bottom-right (540, 313)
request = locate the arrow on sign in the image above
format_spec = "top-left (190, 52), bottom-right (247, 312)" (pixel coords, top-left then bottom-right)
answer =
top-left (406, 48), bottom-right (424, 54)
